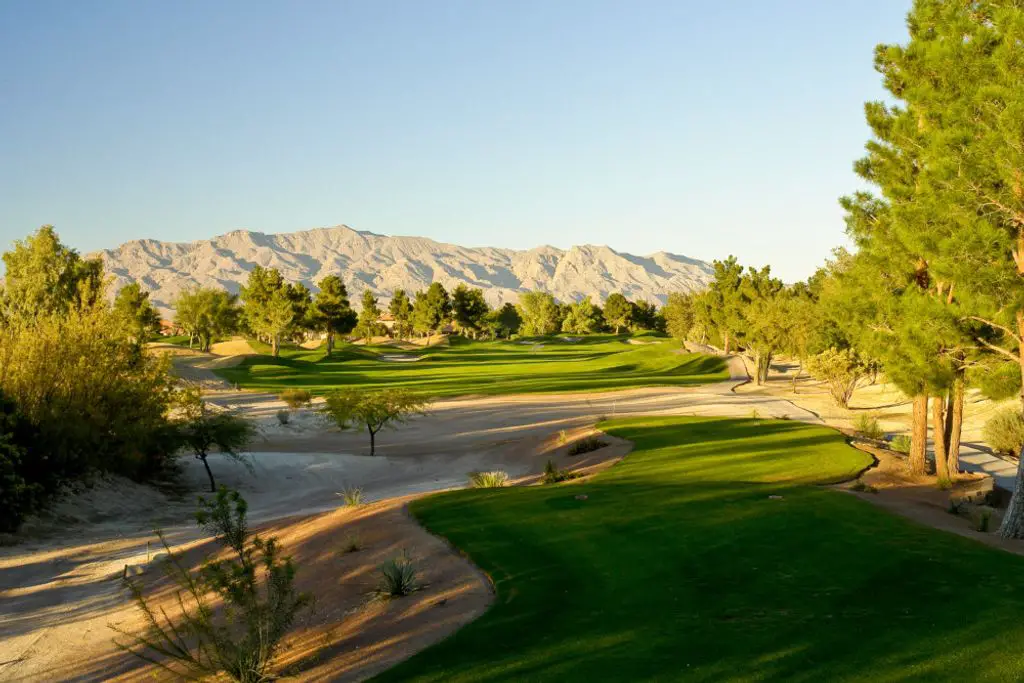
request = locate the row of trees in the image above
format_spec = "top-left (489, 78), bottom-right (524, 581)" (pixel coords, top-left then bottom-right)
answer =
top-left (173, 268), bottom-right (674, 355)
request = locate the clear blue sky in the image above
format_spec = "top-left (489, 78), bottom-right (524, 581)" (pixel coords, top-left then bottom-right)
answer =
top-left (0, 0), bottom-right (911, 282)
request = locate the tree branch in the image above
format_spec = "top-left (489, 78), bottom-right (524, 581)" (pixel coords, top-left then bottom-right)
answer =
top-left (976, 337), bottom-right (1020, 362)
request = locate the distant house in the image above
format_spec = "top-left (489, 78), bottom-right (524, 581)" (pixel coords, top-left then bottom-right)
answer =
top-left (377, 311), bottom-right (396, 331)
top-left (159, 319), bottom-right (178, 336)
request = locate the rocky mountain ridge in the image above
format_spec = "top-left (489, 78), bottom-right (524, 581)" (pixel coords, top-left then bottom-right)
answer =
top-left (93, 225), bottom-right (714, 315)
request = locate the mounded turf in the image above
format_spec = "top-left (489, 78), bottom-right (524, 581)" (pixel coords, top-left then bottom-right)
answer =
top-left (374, 416), bottom-right (1024, 682)
top-left (216, 334), bottom-right (729, 397)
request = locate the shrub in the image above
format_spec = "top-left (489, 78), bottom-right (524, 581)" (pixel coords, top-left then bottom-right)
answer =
top-left (543, 459), bottom-right (582, 484)
top-left (338, 486), bottom-right (364, 507)
top-left (113, 488), bottom-right (311, 682)
top-left (983, 407), bottom-right (1024, 456)
top-left (279, 389), bottom-right (312, 410)
top-left (558, 429), bottom-right (569, 445)
top-left (568, 436), bottom-right (608, 456)
top-left (376, 551), bottom-right (420, 598)
top-left (850, 480), bottom-right (878, 494)
top-left (276, 409), bottom-right (290, 425)
top-left (805, 347), bottom-right (868, 408)
top-left (978, 508), bottom-right (993, 533)
top-left (341, 532), bottom-right (364, 554)
top-left (853, 413), bottom-right (884, 441)
top-left (890, 434), bottom-right (912, 455)
top-left (469, 471), bottom-right (509, 488)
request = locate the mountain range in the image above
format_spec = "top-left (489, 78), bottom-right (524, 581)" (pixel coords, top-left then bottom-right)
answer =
top-left (93, 225), bottom-right (714, 315)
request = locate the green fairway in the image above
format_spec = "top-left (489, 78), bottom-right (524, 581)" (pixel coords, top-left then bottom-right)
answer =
top-left (375, 416), bottom-right (1024, 682)
top-left (216, 334), bottom-right (728, 397)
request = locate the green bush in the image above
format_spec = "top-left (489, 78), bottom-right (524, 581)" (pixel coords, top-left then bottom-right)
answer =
top-left (543, 459), bottom-right (582, 484)
top-left (279, 389), bottom-right (313, 410)
top-left (341, 532), bottom-right (364, 554)
top-left (276, 409), bottom-right (290, 425)
top-left (114, 488), bottom-right (311, 682)
top-left (469, 471), bottom-right (509, 488)
top-left (983, 407), bottom-right (1024, 456)
top-left (338, 486), bottom-right (364, 507)
top-left (853, 413), bottom-right (884, 441)
top-left (568, 436), bottom-right (608, 456)
top-left (890, 434), bottom-right (912, 454)
top-left (978, 508), bottom-right (993, 533)
top-left (376, 551), bottom-right (420, 598)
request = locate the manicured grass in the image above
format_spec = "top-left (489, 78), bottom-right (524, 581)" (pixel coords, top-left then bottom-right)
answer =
top-left (216, 335), bottom-right (728, 398)
top-left (375, 416), bottom-right (1024, 682)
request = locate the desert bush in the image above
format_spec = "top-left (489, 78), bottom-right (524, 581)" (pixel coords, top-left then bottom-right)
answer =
top-left (543, 459), bottom-right (582, 484)
top-left (276, 409), bottom-right (290, 425)
top-left (568, 436), bottom-right (608, 456)
top-left (113, 488), bottom-right (312, 682)
top-left (850, 480), bottom-right (878, 494)
top-left (469, 471), bottom-right (509, 488)
top-left (341, 532), bottom-right (364, 554)
top-left (279, 389), bottom-right (312, 410)
top-left (805, 347), bottom-right (868, 408)
top-left (890, 434), bottom-right (912, 455)
top-left (338, 486), bottom-right (364, 507)
top-left (376, 551), bottom-right (420, 598)
top-left (983, 407), bottom-right (1024, 456)
top-left (853, 413), bottom-right (884, 441)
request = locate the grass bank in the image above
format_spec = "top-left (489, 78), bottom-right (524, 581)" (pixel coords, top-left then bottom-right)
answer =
top-left (376, 416), bottom-right (1024, 682)
top-left (216, 334), bottom-right (728, 397)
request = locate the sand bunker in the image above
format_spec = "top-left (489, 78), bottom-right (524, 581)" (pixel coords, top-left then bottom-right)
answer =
top-left (378, 354), bottom-right (425, 362)
top-left (626, 338), bottom-right (661, 345)
top-left (209, 338), bottom-right (258, 356)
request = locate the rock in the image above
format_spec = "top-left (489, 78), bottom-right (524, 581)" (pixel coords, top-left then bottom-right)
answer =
top-left (575, 494), bottom-right (588, 501)
top-left (768, 495), bottom-right (784, 500)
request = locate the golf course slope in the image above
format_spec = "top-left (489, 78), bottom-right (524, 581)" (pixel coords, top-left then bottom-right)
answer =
top-left (376, 416), bottom-right (1024, 682)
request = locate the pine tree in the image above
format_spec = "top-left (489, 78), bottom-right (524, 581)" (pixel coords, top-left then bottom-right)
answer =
top-left (389, 289), bottom-right (414, 340)
top-left (603, 293), bottom-right (632, 334)
top-left (357, 290), bottom-right (382, 342)
top-left (313, 275), bottom-right (356, 355)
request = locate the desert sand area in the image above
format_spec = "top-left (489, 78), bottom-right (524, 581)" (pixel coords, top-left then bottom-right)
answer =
top-left (2, 345), bottom-right (1020, 682)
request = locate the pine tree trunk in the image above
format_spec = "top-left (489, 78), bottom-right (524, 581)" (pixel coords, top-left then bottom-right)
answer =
top-left (723, 331), bottom-right (730, 355)
top-left (946, 376), bottom-right (964, 480)
top-left (999, 310), bottom-right (1024, 538)
top-left (326, 330), bottom-right (334, 356)
top-left (792, 360), bottom-right (801, 394)
top-left (932, 396), bottom-right (949, 485)
top-left (272, 335), bottom-right (280, 358)
top-left (910, 394), bottom-right (928, 475)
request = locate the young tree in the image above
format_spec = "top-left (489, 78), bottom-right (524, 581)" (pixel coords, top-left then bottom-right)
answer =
top-left (629, 300), bottom-right (661, 332)
top-left (805, 348), bottom-right (869, 410)
top-left (517, 291), bottom-right (560, 336)
top-left (114, 488), bottom-right (311, 682)
top-left (662, 293), bottom-right (695, 342)
top-left (561, 296), bottom-right (601, 335)
top-left (313, 275), bottom-right (357, 355)
top-left (113, 282), bottom-right (161, 345)
top-left (451, 284), bottom-right (490, 338)
top-left (703, 256), bottom-right (745, 353)
top-left (241, 267), bottom-right (297, 357)
top-left (173, 288), bottom-right (239, 352)
top-left (603, 293), bottom-right (632, 334)
top-left (389, 289), bottom-right (414, 340)
top-left (356, 290), bottom-right (383, 342)
top-left (321, 388), bottom-right (430, 456)
top-left (412, 283), bottom-right (451, 336)
top-left (172, 387), bottom-right (256, 493)
top-left (484, 302), bottom-right (522, 339)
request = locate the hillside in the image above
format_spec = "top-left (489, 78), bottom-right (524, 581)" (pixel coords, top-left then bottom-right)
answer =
top-left (93, 225), bottom-right (713, 314)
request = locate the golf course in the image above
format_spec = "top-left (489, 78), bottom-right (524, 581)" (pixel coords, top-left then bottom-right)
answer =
top-left (216, 334), bottom-right (730, 397)
top-left (379, 417), bottom-right (1024, 682)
